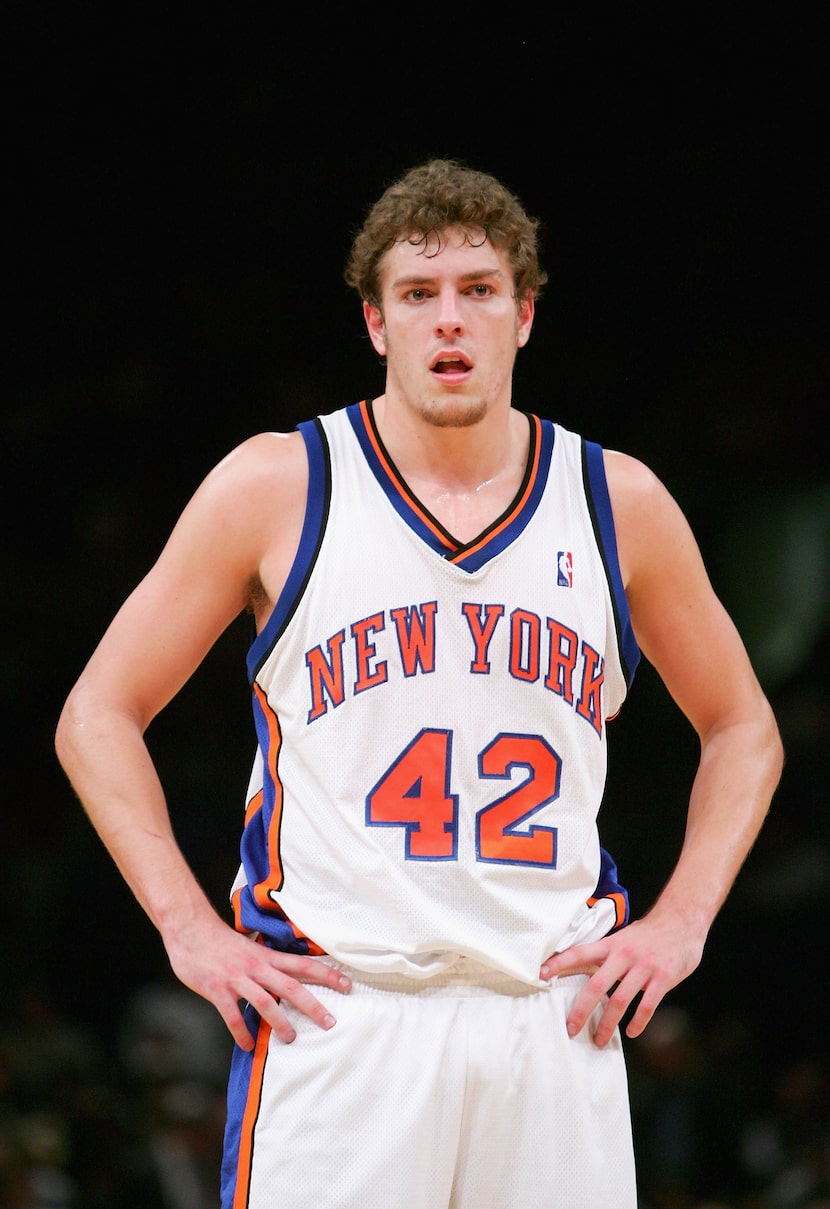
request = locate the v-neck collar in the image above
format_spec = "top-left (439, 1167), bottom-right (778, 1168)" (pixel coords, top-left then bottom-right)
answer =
top-left (346, 399), bottom-right (555, 573)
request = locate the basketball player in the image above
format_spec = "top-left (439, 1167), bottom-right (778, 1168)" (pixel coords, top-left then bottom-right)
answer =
top-left (55, 159), bottom-right (783, 1208)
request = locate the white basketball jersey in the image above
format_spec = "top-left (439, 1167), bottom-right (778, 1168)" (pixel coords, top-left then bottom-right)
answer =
top-left (230, 400), bottom-right (640, 984)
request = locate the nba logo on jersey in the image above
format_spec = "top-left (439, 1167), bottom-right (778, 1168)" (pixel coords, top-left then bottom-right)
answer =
top-left (557, 550), bottom-right (573, 587)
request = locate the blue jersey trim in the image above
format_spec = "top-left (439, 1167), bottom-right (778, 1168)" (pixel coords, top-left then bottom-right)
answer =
top-left (346, 400), bottom-right (454, 557)
top-left (247, 418), bottom-right (331, 681)
top-left (595, 846), bottom-right (630, 929)
top-left (582, 440), bottom-right (640, 687)
top-left (458, 417), bottom-right (555, 571)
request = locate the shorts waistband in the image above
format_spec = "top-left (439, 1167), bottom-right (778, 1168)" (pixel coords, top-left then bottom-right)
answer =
top-left (321, 957), bottom-right (597, 998)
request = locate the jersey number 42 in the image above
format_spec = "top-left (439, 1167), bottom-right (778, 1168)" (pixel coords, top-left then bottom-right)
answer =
top-left (366, 728), bottom-right (559, 867)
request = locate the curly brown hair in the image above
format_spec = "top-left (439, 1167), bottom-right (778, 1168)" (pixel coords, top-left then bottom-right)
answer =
top-left (344, 159), bottom-right (547, 307)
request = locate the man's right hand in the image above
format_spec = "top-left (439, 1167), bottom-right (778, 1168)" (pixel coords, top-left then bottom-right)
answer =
top-left (164, 914), bottom-right (352, 1049)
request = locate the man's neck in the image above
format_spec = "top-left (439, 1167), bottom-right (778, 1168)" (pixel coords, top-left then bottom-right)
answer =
top-left (371, 396), bottom-right (531, 542)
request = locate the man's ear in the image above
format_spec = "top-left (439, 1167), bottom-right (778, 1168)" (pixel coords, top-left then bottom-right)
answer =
top-left (517, 293), bottom-right (535, 348)
top-left (363, 301), bottom-right (386, 356)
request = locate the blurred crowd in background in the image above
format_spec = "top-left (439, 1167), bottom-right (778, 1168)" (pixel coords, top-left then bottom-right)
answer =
top-left (1, 975), bottom-right (828, 1207)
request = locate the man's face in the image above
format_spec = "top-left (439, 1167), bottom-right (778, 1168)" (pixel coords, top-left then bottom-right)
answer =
top-left (363, 228), bottom-right (534, 428)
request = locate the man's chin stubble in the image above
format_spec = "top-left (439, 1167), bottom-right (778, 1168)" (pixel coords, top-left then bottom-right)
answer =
top-left (419, 395), bottom-right (488, 429)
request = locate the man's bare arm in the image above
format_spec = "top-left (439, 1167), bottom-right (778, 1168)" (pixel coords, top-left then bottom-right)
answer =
top-left (540, 452), bottom-right (783, 1044)
top-left (55, 432), bottom-right (351, 1049)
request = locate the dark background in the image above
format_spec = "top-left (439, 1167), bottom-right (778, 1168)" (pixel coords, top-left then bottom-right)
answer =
top-left (3, 13), bottom-right (828, 1207)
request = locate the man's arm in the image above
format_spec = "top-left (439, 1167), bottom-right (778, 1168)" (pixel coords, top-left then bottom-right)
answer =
top-left (540, 451), bottom-right (783, 1045)
top-left (55, 432), bottom-right (351, 1050)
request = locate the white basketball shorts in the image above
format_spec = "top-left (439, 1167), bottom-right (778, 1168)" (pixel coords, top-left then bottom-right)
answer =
top-left (221, 958), bottom-right (637, 1209)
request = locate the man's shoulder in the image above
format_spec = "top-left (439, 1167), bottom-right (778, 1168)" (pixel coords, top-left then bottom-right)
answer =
top-left (185, 430), bottom-right (311, 532)
top-left (210, 428), bottom-right (309, 481)
top-left (602, 448), bottom-right (664, 503)
top-left (199, 401), bottom-right (361, 506)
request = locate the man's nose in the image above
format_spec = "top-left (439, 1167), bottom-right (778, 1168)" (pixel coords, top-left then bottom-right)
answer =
top-left (435, 286), bottom-right (464, 335)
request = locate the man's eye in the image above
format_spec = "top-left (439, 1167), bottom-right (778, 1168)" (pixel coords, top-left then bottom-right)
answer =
top-left (469, 284), bottom-right (493, 297)
top-left (407, 288), bottom-right (429, 302)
